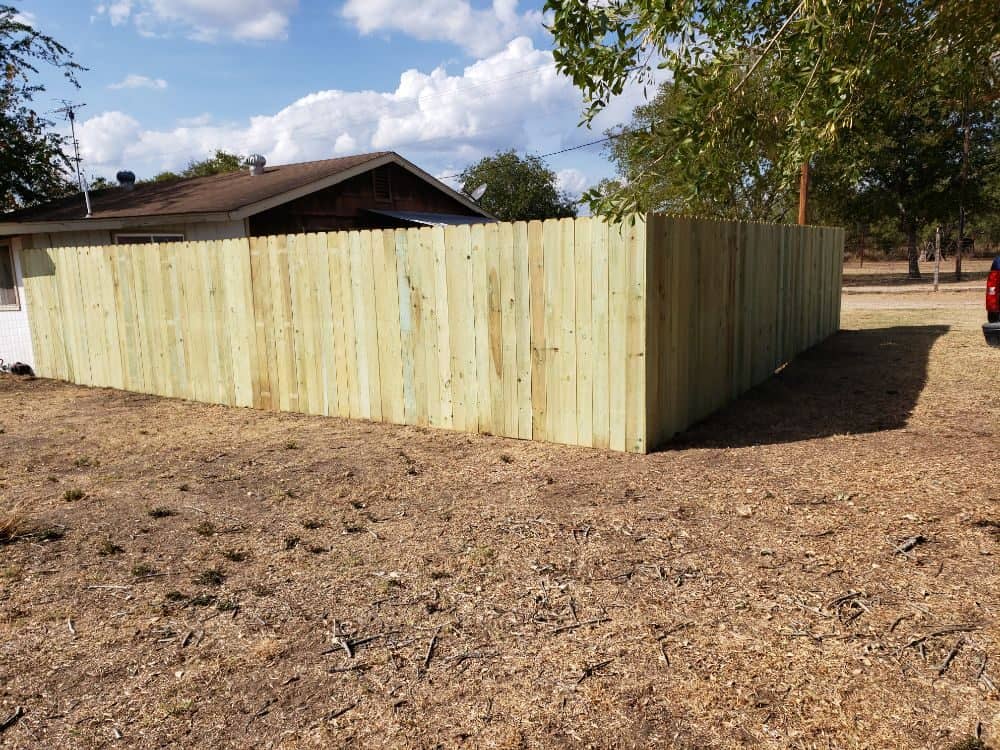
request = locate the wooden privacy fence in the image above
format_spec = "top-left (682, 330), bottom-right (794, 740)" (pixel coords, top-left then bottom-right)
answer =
top-left (19, 215), bottom-right (843, 453)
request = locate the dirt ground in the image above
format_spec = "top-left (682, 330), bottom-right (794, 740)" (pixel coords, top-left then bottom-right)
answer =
top-left (1, 278), bottom-right (998, 749)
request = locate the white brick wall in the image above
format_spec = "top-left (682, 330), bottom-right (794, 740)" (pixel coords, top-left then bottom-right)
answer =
top-left (0, 240), bottom-right (35, 369)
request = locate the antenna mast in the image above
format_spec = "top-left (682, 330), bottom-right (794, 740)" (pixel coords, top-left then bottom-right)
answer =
top-left (55, 101), bottom-right (92, 218)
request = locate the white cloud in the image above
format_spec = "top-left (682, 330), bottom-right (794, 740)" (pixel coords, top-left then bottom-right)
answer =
top-left (341, 0), bottom-right (543, 57)
top-left (109, 74), bottom-right (168, 90)
top-left (556, 168), bottom-right (588, 197)
top-left (95, 0), bottom-right (296, 41)
top-left (12, 10), bottom-right (38, 26)
top-left (76, 36), bottom-right (652, 192)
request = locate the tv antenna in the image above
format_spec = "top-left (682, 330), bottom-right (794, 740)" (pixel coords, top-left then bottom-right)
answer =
top-left (53, 100), bottom-right (92, 218)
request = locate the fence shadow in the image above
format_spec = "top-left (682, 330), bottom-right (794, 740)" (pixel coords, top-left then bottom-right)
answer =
top-left (666, 324), bottom-right (949, 450)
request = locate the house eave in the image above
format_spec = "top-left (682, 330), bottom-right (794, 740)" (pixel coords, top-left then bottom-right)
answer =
top-left (0, 211), bottom-right (237, 237)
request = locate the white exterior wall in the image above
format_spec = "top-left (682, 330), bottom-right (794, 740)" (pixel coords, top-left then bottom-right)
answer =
top-left (0, 238), bottom-right (35, 368)
top-left (18, 218), bottom-right (249, 249)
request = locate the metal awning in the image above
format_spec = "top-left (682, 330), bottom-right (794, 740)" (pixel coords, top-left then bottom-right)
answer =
top-left (365, 210), bottom-right (495, 227)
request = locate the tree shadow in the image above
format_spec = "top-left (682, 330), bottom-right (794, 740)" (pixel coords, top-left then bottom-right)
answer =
top-left (666, 325), bottom-right (949, 449)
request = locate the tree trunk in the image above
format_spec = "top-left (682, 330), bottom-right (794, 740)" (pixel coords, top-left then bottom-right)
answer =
top-left (907, 225), bottom-right (921, 279)
top-left (956, 101), bottom-right (969, 281)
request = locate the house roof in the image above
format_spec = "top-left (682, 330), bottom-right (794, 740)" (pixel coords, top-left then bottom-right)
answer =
top-left (0, 152), bottom-right (492, 234)
top-left (365, 209), bottom-right (492, 227)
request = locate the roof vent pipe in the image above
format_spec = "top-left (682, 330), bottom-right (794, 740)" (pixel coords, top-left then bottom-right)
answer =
top-left (246, 154), bottom-right (266, 176)
top-left (116, 170), bottom-right (136, 191)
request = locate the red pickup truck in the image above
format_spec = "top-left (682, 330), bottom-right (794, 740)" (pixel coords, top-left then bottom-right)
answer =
top-left (986, 256), bottom-right (1000, 347)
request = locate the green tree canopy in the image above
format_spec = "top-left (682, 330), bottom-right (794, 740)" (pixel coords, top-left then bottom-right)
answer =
top-left (601, 66), bottom-right (797, 223)
top-left (142, 150), bottom-right (244, 184)
top-left (181, 150), bottom-right (243, 178)
top-left (0, 5), bottom-right (83, 211)
top-left (546, 0), bottom-right (1000, 218)
top-left (812, 99), bottom-right (996, 276)
top-left (459, 150), bottom-right (577, 222)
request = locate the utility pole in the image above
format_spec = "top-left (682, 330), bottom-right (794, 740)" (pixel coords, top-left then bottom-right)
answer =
top-left (797, 162), bottom-right (809, 225)
top-left (54, 101), bottom-right (92, 218)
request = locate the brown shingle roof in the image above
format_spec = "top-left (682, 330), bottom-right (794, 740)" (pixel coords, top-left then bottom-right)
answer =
top-left (2, 152), bottom-right (391, 223)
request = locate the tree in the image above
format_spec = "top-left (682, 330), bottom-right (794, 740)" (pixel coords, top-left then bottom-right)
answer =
top-left (812, 99), bottom-right (994, 277)
top-left (459, 150), bottom-right (577, 222)
top-left (0, 5), bottom-right (83, 211)
top-left (546, 0), bottom-right (999, 218)
top-left (181, 150), bottom-right (243, 178)
top-left (601, 66), bottom-right (798, 223)
top-left (143, 150), bottom-right (243, 183)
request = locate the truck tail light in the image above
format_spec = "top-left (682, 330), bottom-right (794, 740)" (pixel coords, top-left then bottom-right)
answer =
top-left (988, 269), bottom-right (1000, 314)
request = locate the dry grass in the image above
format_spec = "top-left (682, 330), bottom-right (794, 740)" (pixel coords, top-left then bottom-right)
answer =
top-left (0, 503), bottom-right (26, 544)
top-left (0, 288), bottom-right (998, 749)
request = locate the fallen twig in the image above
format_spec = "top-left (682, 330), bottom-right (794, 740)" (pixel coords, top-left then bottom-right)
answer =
top-left (937, 637), bottom-right (965, 676)
top-left (551, 617), bottom-right (610, 634)
top-left (905, 623), bottom-right (981, 649)
top-left (576, 659), bottom-right (615, 685)
top-left (328, 664), bottom-right (371, 674)
top-left (0, 706), bottom-right (24, 734)
top-left (889, 613), bottom-right (913, 633)
top-left (823, 591), bottom-right (862, 611)
top-left (326, 703), bottom-right (357, 721)
top-left (423, 625), bottom-right (442, 670)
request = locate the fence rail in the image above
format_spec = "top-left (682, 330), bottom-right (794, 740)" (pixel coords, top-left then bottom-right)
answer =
top-left (20, 215), bottom-right (843, 452)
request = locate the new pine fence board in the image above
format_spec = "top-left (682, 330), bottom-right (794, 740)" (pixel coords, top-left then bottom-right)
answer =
top-left (19, 215), bottom-right (842, 453)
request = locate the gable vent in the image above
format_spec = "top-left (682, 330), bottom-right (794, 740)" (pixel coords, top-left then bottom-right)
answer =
top-left (373, 168), bottom-right (392, 204)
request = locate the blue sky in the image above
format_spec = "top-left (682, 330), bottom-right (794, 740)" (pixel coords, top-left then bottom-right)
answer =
top-left (17, 0), bottom-right (650, 199)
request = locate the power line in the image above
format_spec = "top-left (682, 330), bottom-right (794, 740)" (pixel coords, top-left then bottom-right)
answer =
top-left (438, 134), bottom-right (623, 181)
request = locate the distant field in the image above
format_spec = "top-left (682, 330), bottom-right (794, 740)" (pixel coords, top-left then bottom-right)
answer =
top-left (843, 257), bottom-right (994, 287)
top-left (0, 289), bottom-right (997, 749)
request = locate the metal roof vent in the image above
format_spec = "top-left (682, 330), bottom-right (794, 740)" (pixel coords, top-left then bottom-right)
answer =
top-left (246, 154), bottom-right (267, 176)
top-left (116, 170), bottom-right (136, 191)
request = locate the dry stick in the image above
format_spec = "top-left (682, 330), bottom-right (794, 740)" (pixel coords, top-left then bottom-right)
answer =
top-left (326, 703), bottom-right (357, 721)
top-left (424, 626), bottom-right (442, 670)
top-left (576, 658), bottom-right (615, 685)
top-left (889, 613), bottom-right (913, 633)
top-left (551, 617), bottom-right (610, 635)
top-left (937, 637), bottom-right (965, 676)
top-left (823, 591), bottom-right (862, 611)
top-left (0, 706), bottom-right (24, 734)
top-left (906, 623), bottom-right (981, 650)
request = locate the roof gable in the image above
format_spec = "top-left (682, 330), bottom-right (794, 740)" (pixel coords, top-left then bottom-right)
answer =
top-left (0, 152), bottom-right (491, 233)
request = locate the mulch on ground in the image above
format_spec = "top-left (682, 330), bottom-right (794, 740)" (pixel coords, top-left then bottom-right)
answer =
top-left (0, 290), bottom-right (997, 749)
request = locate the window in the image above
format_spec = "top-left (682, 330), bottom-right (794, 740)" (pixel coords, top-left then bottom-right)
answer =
top-left (115, 233), bottom-right (184, 245)
top-left (0, 245), bottom-right (18, 310)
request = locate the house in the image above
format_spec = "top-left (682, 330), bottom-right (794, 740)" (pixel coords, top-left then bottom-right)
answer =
top-left (0, 151), bottom-right (493, 370)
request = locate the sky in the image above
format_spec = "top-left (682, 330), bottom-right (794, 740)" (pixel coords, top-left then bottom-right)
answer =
top-left (16, 0), bottom-right (652, 201)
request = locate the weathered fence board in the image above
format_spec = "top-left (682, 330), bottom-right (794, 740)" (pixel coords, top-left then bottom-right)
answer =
top-left (19, 215), bottom-right (843, 453)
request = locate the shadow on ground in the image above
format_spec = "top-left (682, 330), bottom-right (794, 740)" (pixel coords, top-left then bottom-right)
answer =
top-left (668, 325), bottom-right (949, 450)
top-left (842, 270), bottom-right (990, 287)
